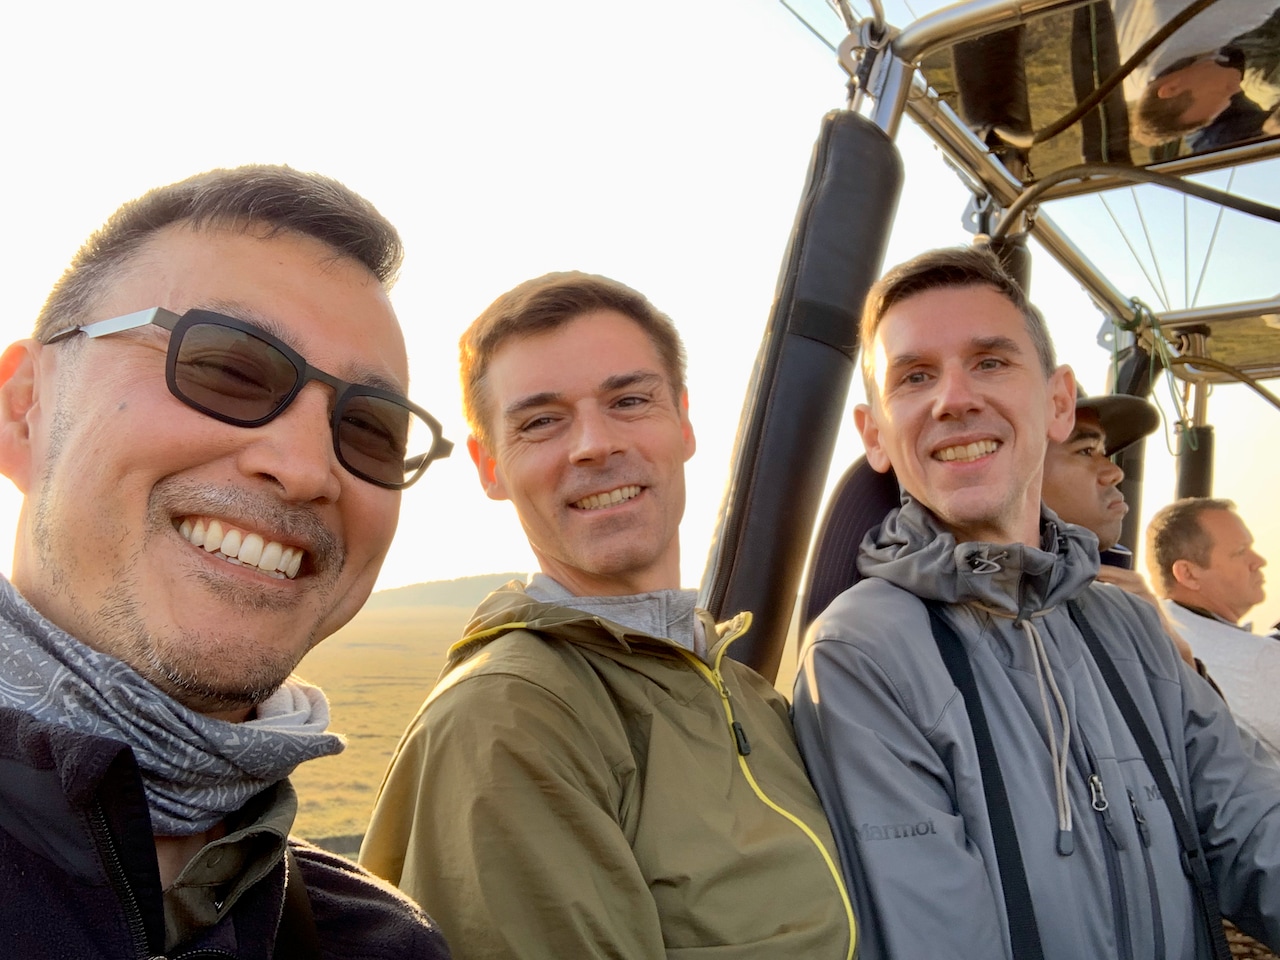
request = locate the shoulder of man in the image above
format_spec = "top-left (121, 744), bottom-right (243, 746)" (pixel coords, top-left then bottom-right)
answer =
top-left (289, 837), bottom-right (451, 959)
top-left (798, 578), bottom-right (957, 727)
top-left (433, 620), bottom-right (640, 706)
top-left (1074, 582), bottom-right (1184, 683)
top-left (805, 576), bottom-right (937, 658)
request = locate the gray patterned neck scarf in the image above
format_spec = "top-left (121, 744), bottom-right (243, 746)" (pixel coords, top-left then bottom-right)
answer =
top-left (0, 576), bottom-right (343, 836)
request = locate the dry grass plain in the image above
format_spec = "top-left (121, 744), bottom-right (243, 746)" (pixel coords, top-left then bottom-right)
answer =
top-left (289, 604), bottom-right (470, 845)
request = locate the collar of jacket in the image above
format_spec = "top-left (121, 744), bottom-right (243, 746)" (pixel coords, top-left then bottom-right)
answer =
top-left (857, 495), bottom-right (1100, 621)
top-left (0, 707), bottom-right (160, 896)
top-left (1171, 599), bottom-right (1251, 631)
top-left (448, 581), bottom-right (749, 665)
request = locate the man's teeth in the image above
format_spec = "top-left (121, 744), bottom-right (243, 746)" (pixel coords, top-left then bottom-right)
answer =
top-left (574, 485), bottom-right (642, 511)
top-left (178, 518), bottom-right (304, 579)
top-left (935, 440), bottom-right (999, 462)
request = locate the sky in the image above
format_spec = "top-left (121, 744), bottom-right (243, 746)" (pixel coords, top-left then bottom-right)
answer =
top-left (2, 0), bottom-right (1277, 632)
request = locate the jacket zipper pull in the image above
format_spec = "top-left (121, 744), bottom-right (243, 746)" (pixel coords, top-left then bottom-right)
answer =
top-left (1089, 773), bottom-right (1126, 851)
top-left (1088, 773), bottom-right (1109, 812)
top-left (1127, 789), bottom-right (1152, 847)
top-left (710, 663), bottom-right (750, 755)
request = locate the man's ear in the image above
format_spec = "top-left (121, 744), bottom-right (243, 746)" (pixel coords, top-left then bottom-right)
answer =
top-left (1046, 365), bottom-right (1076, 444)
top-left (678, 389), bottom-right (696, 462)
top-left (1156, 71), bottom-right (1190, 99)
top-left (0, 341), bottom-right (40, 493)
top-left (467, 435), bottom-right (509, 502)
top-left (854, 403), bottom-right (893, 474)
top-left (1171, 557), bottom-right (1200, 591)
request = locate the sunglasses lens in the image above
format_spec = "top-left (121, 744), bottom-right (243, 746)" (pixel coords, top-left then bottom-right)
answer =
top-left (168, 314), bottom-right (441, 489)
top-left (171, 322), bottom-right (299, 423)
top-left (337, 394), bottom-right (429, 487)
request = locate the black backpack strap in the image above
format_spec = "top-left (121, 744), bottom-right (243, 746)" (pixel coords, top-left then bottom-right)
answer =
top-left (926, 602), bottom-right (1046, 960)
top-left (274, 845), bottom-right (322, 960)
top-left (1066, 599), bottom-right (1232, 960)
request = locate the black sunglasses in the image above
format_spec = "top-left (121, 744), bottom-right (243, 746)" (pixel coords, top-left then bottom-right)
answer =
top-left (45, 307), bottom-right (452, 489)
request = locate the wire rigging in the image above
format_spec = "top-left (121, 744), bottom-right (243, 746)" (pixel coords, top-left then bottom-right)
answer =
top-left (1131, 187), bottom-right (1173, 310)
top-left (1192, 168), bottom-right (1236, 308)
top-left (1101, 193), bottom-right (1167, 306)
top-left (780, 0), bottom-right (840, 51)
top-left (1183, 194), bottom-right (1190, 309)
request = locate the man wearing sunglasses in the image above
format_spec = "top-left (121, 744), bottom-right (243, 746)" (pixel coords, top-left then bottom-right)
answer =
top-left (360, 272), bottom-right (856, 960)
top-left (0, 166), bottom-right (452, 958)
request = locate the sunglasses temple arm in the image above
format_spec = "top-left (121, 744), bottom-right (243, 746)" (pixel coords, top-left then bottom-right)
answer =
top-left (403, 437), bottom-right (454, 472)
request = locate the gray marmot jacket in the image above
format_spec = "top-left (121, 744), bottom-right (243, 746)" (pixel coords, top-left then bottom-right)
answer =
top-left (793, 497), bottom-right (1280, 960)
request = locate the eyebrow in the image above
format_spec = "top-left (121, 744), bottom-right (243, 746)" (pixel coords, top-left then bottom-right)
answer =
top-left (204, 298), bottom-right (406, 395)
top-left (502, 370), bottom-right (667, 422)
top-left (884, 335), bottom-right (1025, 372)
top-left (1069, 424), bottom-right (1106, 445)
top-left (972, 335), bottom-right (1023, 355)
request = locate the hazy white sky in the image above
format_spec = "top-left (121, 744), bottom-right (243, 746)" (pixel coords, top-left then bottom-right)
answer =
top-left (2, 0), bottom-right (1277, 630)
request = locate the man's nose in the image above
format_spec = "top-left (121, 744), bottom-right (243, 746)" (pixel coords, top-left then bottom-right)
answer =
top-left (235, 383), bottom-right (344, 503)
top-left (932, 365), bottom-right (982, 418)
top-left (568, 407), bottom-right (625, 464)
top-left (1098, 456), bottom-right (1124, 486)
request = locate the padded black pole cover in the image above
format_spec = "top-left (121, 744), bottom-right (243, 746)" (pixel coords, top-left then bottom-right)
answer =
top-left (699, 110), bottom-right (902, 682)
top-left (1112, 341), bottom-right (1159, 550)
top-left (1176, 424), bottom-right (1215, 499)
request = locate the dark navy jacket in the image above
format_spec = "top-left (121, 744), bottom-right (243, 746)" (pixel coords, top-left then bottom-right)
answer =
top-left (0, 707), bottom-right (450, 959)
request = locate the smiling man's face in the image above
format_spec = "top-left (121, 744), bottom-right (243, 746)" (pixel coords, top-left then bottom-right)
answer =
top-left (468, 309), bottom-right (696, 597)
top-left (856, 284), bottom-right (1074, 547)
top-left (1, 224), bottom-right (406, 719)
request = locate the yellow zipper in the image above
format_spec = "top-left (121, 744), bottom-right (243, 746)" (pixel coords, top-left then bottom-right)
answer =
top-left (677, 618), bottom-right (857, 960)
top-left (454, 610), bottom-right (857, 957)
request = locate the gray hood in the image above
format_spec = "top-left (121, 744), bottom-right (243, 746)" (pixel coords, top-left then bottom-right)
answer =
top-left (857, 495), bottom-right (1100, 620)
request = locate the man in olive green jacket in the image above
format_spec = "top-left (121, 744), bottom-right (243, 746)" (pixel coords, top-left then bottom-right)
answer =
top-left (360, 272), bottom-right (855, 959)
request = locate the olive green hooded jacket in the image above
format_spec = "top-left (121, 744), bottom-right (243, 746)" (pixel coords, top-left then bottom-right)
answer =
top-left (360, 581), bottom-right (854, 959)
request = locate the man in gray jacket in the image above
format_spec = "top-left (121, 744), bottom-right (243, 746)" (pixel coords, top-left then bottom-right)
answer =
top-left (793, 245), bottom-right (1280, 960)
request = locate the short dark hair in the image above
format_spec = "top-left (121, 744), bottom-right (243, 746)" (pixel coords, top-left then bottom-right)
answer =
top-left (460, 271), bottom-right (687, 447)
top-left (35, 165), bottom-right (403, 342)
top-left (1131, 87), bottom-right (1200, 146)
top-left (1145, 496), bottom-right (1237, 594)
top-left (860, 245), bottom-right (1056, 392)
top-left (1131, 52), bottom-right (1244, 147)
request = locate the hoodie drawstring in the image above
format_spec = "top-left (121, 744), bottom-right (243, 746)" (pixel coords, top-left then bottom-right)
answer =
top-left (974, 604), bottom-right (1075, 856)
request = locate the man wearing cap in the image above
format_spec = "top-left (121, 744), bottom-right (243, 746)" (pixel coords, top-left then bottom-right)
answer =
top-left (1040, 392), bottom-right (1218, 677)
top-left (1041, 391), bottom-right (1158, 559)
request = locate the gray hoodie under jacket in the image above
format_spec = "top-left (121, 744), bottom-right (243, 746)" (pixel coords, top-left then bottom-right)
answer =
top-left (793, 496), bottom-right (1280, 960)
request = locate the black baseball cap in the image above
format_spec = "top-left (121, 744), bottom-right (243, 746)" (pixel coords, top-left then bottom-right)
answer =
top-left (1075, 392), bottom-right (1160, 456)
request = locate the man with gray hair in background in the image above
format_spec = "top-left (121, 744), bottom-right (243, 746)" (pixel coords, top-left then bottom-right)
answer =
top-left (1147, 497), bottom-right (1279, 757)
top-left (0, 166), bottom-right (452, 958)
